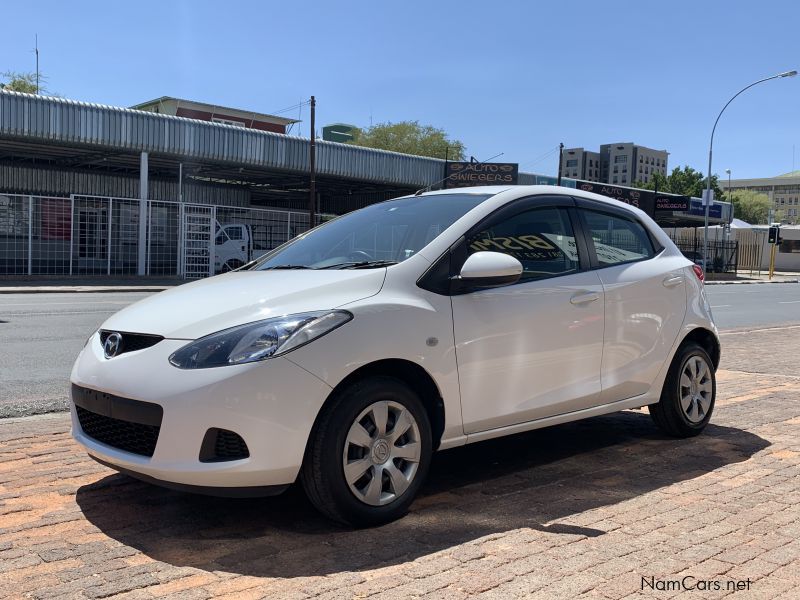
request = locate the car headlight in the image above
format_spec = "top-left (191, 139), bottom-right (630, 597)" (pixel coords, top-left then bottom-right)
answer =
top-left (168, 310), bottom-right (352, 369)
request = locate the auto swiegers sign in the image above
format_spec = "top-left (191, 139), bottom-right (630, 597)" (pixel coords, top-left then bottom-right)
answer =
top-left (444, 162), bottom-right (519, 188)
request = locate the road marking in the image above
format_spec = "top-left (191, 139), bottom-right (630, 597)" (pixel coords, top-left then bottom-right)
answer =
top-left (711, 305), bottom-right (731, 308)
top-left (778, 300), bottom-right (800, 304)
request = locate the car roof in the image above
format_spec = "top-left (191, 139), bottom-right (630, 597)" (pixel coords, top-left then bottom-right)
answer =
top-left (421, 185), bottom-right (646, 215)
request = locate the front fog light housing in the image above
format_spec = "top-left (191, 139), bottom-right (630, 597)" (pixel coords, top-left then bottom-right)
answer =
top-left (168, 310), bottom-right (352, 369)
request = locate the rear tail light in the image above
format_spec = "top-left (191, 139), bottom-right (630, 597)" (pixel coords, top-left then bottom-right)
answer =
top-left (692, 264), bottom-right (705, 283)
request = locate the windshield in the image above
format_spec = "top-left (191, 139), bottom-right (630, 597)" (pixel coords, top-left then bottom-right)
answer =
top-left (254, 193), bottom-right (493, 270)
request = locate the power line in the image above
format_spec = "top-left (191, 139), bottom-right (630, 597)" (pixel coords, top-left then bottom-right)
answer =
top-left (518, 145), bottom-right (561, 171)
top-left (269, 100), bottom-right (311, 116)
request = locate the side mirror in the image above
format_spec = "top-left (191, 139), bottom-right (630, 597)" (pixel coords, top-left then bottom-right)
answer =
top-left (457, 251), bottom-right (522, 289)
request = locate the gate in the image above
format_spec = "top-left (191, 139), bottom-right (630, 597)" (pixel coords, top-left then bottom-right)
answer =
top-left (180, 204), bottom-right (215, 279)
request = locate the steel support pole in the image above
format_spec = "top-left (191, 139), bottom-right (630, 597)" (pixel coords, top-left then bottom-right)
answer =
top-left (138, 152), bottom-right (149, 276)
top-left (107, 198), bottom-right (113, 275)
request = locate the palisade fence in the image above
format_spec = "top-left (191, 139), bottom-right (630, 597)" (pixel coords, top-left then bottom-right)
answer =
top-left (665, 227), bottom-right (770, 274)
top-left (0, 193), bottom-right (317, 278)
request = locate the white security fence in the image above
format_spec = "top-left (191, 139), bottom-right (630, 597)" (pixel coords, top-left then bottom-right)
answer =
top-left (0, 193), bottom-right (315, 278)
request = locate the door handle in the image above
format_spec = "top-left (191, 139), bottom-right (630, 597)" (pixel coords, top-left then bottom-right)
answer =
top-left (570, 291), bottom-right (600, 305)
top-left (663, 275), bottom-right (684, 288)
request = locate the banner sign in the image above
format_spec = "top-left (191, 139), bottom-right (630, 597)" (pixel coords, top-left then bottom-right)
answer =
top-left (574, 181), bottom-right (655, 215)
top-left (689, 199), bottom-right (722, 219)
top-left (444, 162), bottom-right (519, 188)
top-left (654, 195), bottom-right (690, 212)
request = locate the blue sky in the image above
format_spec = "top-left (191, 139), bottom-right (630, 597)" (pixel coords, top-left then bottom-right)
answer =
top-left (2, 0), bottom-right (799, 179)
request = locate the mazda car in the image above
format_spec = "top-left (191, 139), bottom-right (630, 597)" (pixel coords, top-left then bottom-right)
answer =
top-left (70, 185), bottom-right (720, 526)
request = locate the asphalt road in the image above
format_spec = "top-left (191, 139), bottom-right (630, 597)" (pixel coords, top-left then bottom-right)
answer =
top-left (0, 292), bottom-right (152, 418)
top-left (706, 282), bottom-right (800, 329)
top-left (1, 283), bottom-right (798, 417)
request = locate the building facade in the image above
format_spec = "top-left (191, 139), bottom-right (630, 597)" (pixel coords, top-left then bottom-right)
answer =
top-left (562, 148), bottom-right (602, 181)
top-left (720, 172), bottom-right (800, 225)
top-left (561, 143), bottom-right (668, 186)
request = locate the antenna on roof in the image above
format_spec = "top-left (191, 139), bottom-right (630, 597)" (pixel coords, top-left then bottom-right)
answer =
top-left (35, 34), bottom-right (39, 95)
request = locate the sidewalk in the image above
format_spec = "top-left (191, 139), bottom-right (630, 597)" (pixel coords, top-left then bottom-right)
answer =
top-left (1, 327), bottom-right (799, 598)
top-left (0, 277), bottom-right (183, 294)
top-left (706, 271), bottom-right (799, 285)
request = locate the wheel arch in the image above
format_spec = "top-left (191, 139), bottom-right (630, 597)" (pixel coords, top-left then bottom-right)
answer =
top-left (680, 327), bottom-right (721, 370)
top-left (313, 359), bottom-right (446, 451)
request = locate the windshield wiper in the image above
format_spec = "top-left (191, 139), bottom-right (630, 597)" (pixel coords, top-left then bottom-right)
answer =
top-left (261, 264), bottom-right (314, 270)
top-left (321, 260), bottom-right (398, 270)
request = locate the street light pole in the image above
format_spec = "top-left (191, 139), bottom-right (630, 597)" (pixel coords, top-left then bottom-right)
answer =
top-left (703, 70), bottom-right (797, 271)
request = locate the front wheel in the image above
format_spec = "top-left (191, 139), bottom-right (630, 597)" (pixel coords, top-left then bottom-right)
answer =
top-left (649, 343), bottom-right (716, 437)
top-left (301, 377), bottom-right (432, 527)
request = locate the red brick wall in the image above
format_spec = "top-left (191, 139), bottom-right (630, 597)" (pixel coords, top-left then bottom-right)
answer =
top-left (175, 107), bottom-right (286, 133)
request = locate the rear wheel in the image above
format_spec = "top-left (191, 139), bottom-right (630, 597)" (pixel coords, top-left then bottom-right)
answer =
top-left (301, 376), bottom-right (432, 527)
top-left (649, 343), bottom-right (715, 437)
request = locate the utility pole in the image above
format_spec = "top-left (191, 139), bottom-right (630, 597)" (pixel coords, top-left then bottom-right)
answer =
top-left (556, 142), bottom-right (564, 186)
top-left (308, 95), bottom-right (316, 229)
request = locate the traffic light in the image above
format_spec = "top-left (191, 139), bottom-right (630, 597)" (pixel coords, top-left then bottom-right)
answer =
top-left (768, 226), bottom-right (779, 244)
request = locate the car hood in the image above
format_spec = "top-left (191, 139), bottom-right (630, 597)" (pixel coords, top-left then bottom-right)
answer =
top-left (100, 269), bottom-right (387, 339)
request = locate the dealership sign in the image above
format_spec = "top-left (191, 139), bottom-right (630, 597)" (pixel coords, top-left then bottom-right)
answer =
top-left (574, 182), bottom-right (655, 214)
top-left (654, 195), bottom-right (690, 212)
top-left (444, 162), bottom-right (519, 188)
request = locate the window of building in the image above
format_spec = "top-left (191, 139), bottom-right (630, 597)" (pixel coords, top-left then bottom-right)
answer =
top-left (212, 117), bottom-right (246, 128)
top-left (614, 155), bottom-right (628, 163)
top-left (613, 166), bottom-right (619, 173)
top-left (621, 177), bottom-right (627, 183)
top-left (645, 167), bottom-right (649, 174)
top-left (566, 159), bottom-right (578, 167)
top-left (613, 176), bottom-right (618, 184)
top-left (581, 210), bottom-right (655, 267)
top-left (466, 207), bottom-right (580, 282)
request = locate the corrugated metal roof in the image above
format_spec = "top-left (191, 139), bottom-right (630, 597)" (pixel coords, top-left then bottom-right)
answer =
top-left (0, 90), bottom-right (451, 187)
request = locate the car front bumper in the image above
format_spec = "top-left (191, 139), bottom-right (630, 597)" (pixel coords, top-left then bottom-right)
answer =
top-left (70, 333), bottom-right (332, 493)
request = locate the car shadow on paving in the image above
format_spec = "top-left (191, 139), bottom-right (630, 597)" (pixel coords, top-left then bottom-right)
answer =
top-left (75, 410), bottom-right (768, 578)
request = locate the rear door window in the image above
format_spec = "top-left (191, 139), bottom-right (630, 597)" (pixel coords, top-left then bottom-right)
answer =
top-left (581, 210), bottom-right (655, 267)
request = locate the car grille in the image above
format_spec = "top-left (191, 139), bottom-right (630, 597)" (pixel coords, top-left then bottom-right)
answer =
top-left (76, 406), bottom-right (161, 457)
top-left (199, 428), bottom-right (250, 462)
top-left (72, 385), bottom-right (163, 457)
top-left (99, 330), bottom-right (163, 355)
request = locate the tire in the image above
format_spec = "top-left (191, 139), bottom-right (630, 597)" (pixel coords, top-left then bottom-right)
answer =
top-left (649, 342), bottom-right (716, 437)
top-left (301, 376), bottom-right (432, 527)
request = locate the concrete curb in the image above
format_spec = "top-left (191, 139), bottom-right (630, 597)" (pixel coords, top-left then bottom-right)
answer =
top-left (705, 278), bottom-right (799, 285)
top-left (0, 286), bottom-right (173, 294)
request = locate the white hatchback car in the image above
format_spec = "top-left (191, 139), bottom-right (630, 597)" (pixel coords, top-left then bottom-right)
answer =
top-left (71, 185), bottom-right (720, 526)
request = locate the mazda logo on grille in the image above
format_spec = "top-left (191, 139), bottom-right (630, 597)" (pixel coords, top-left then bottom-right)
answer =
top-left (103, 333), bottom-right (123, 359)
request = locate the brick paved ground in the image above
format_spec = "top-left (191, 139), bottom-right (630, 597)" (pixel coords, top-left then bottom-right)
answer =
top-left (2, 326), bottom-right (799, 599)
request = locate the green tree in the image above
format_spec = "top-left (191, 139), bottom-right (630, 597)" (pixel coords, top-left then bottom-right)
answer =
top-left (348, 120), bottom-right (465, 160)
top-left (728, 189), bottom-right (770, 224)
top-left (0, 71), bottom-right (47, 94)
top-left (635, 165), bottom-right (725, 200)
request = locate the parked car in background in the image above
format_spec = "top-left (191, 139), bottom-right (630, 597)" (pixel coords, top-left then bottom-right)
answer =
top-left (214, 222), bottom-right (270, 272)
top-left (70, 185), bottom-right (720, 526)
